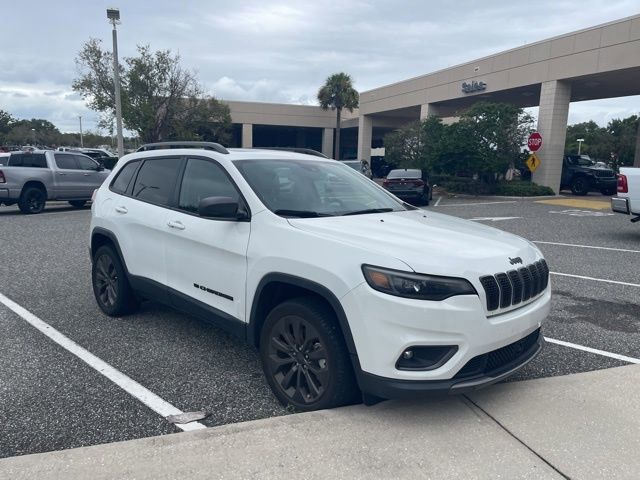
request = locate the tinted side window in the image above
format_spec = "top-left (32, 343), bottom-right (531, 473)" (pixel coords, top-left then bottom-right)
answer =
top-left (8, 153), bottom-right (47, 168)
top-left (8, 154), bottom-right (23, 166)
top-left (132, 158), bottom-right (181, 206)
top-left (178, 158), bottom-right (239, 213)
top-left (76, 155), bottom-right (98, 171)
top-left (55, 154), bottom-right (78, 170)
top-left (110, 161), bottom-right (140, 194)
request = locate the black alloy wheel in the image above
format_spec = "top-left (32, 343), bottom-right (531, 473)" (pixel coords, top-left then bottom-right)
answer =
top-left (94, 253), bottom-right (119, 309)
top-left (260, 298), bottom-right (358, 411)
top-left (91, 245), bottom-right (138, 316)
top-left (570, 177), bottom-right (589, 196)
top-left (18, 187), bottom-right (46, 214)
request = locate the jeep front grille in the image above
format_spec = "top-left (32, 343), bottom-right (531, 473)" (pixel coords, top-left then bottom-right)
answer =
top-left (479, 260), bottom-right (549, 312)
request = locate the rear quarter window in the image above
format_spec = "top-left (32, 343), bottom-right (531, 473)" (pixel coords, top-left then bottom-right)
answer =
top-left (110, 161), bottom-right (140, 194)
top-left (8, 153), bottom-right (47, 168)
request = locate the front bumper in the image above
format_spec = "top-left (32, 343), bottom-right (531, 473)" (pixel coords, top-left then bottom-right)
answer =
top-left (341, 280), bottom-right (550, 395)
top-left (356, 329), bottom-right (543, 399)
top-left (592, 177), bottom-right (617, 189)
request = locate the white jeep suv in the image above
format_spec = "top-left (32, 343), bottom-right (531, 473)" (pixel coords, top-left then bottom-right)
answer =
top-left (90, 142), bottom-right (551, 411)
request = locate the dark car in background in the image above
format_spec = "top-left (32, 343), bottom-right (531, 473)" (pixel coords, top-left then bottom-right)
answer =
top-left (382, 168), bottom-right (431, 205)
top-left (561, 154), bottom-right (617, 196)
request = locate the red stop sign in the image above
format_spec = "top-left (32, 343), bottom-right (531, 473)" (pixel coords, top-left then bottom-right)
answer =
top-left (528, 132), bottom-right (543, 152)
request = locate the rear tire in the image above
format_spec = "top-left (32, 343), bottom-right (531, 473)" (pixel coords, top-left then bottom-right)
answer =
top-left (69, 200), bottom-right (87, 208)
top-left (92, 245), bottom-right (139, 316)
top-left (260, 297), bottom-right (359, 411)
top-left (18, 186), bottom-right (46, 214)
top-left (570, 177), bottom-right (589, 196)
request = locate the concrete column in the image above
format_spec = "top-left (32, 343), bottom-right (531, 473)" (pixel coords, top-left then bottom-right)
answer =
top-left (532, 80), bottom-right (571, 193)
top-left (357, 114), bottom-right (373, 162)
top-left (634, 118), bottom-right (640, 168)
top-left (241, 123), bottom-right (253, 148)
top-left (420, 103), bottom-right (442, 120)
top-left (322, 128), bottom-right (334, 158)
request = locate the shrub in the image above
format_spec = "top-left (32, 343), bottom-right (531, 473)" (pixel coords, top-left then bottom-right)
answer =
top-left (494, 181), bottom-right (555, 196)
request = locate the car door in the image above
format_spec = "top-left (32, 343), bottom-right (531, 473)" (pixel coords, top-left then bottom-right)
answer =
top-left (53, 153), bottom-right (85, 198)
top-left (74, 154), bottom-right (108, 197)
top-left (114, 156), bottom-right (183, 288)
top-left (164, 156), bottom-right (251, 323)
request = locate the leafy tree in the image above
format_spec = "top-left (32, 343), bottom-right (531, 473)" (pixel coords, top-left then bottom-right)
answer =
top-left (0, 109), bottom-right (15, 142)
top-left (384, 116), bottom-right (444, 171)
top-left (607, 115), bottom-right (638, 168)
top-left (4, 118), bottom-right (61, 146)
top-left (564, 121), bottom-right (610, 161)
top-left (73, 40), bottom-right (231, 143)
top-left (317, 72), bottom-right (359, 159)
top-left (459, 102), bottom-right (533, 181)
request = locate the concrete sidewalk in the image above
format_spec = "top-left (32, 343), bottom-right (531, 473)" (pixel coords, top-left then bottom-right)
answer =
top-left (1, 365), bottom-right (638, 479)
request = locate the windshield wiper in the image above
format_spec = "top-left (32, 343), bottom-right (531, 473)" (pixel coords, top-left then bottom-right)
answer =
top-left (342, 208), bottom-right (395, 216)
top-left (274, 209), bottom-right (331, 218)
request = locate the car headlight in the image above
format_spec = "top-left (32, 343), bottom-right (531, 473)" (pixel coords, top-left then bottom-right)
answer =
top-left (362, 265), bottom-right (477, 301)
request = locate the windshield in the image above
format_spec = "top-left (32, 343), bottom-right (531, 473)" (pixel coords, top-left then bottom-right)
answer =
top-left (568, 156), bottom-right (594, 166)
top-left (233, 159), bottom-right (407, 217)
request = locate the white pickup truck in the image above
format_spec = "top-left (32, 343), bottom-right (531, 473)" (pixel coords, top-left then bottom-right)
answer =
top-left (0, 150), bottom-right (110, 214)
top-left (611, 167), bottom-right (640, 223)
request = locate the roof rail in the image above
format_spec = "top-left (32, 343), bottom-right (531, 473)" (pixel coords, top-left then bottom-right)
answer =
top-left (254, 147), bottom-right (329, 158)
top-left (136, 141), bottom-right (229, 154)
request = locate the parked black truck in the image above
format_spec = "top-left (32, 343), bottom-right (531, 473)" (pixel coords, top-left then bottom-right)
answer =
top-left (561, 154), bottom-right (617, 196)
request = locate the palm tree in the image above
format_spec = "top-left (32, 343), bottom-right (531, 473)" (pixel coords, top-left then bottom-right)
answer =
top-left (317, 73), bottom-right (359, 160)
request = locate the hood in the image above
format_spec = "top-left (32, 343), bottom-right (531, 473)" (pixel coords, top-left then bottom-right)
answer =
top-left (288, 210), bottom-right (541, 279)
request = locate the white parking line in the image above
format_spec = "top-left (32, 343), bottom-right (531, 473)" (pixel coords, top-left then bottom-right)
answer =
top-left (0, 292), bottom-right (206, 432)
top-left (550, 271), bottom-right (640, 288)
top-left (535, 241), bottom-right (640, 254)
top-left (545, 337), bottom-right (640, 364)
top-left (437, 201), bottom-right (517, 207)
top-left (434, 196), bottom-right (442, 207)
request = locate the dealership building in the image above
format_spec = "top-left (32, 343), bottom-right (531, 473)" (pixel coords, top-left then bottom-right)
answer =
top-left (224, 14), bottom-right (640, 193)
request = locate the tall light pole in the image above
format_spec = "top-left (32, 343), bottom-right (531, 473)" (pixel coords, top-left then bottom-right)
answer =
top-left (577, 138), bottom-right (585, 155)
top-left (31, 128), bottom-right (36, 146)
top-left (107, 8), bottom-right (124, 158)
top-left (79, 115), bottom-right (84, 147)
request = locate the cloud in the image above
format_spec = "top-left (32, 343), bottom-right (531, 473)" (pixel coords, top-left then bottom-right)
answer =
top-left (0, 0), bottom-right (638, 131)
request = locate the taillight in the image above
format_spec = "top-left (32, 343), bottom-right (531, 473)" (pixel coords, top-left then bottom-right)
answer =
top-left (617, 174), bottom-right (628, 193)
top-left (383, 179), bottom-right (390, 186)
top-left (0, 170), bottom-right (5, 184)
top-left (413, 179), bottom-right (425, 187)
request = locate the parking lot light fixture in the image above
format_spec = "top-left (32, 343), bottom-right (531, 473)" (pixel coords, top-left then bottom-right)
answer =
top-left (577, 138), bottom-right (585, 155)
top-left (107, 7), bottom-right (124, 158)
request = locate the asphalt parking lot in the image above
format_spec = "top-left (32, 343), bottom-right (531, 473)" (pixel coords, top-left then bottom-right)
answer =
top-left (0, 195), bottom-right (639, 459)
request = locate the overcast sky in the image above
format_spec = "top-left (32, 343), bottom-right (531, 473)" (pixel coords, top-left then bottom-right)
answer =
top-left (1, 0), bottom-right (639, 133)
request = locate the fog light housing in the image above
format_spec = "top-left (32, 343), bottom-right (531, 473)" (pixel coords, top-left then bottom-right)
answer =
top-left (396, 345), bottom-right (458, 371)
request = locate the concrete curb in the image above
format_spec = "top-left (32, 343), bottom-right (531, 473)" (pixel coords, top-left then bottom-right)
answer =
top-left (1, 365), bottom-right (638, 479)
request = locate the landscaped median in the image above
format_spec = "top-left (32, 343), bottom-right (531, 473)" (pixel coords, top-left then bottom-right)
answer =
top-left (432, 175), bottom-right (555, 197)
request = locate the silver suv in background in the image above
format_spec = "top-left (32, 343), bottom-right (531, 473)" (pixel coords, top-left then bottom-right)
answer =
top-left (0, 150), bottom-right (110, 214)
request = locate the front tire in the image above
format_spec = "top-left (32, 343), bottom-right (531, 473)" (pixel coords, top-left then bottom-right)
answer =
top-left (18, 186), bottom-right (46, 214)
top-left (92, 245), bottom-right (138, 316)
top-left (260, 297), bottom-right (358, 411)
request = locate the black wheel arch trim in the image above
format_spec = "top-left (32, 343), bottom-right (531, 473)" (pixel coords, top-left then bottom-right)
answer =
top-left (248, 273), bottom-right (358, 357)
top-left (91, 227), bottom-right (127, 266)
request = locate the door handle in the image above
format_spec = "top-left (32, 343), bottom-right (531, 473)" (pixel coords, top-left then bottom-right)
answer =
top-left (115, 206), bottom-right (128, 214)
top-left (167, 220), bottom-right (185, 230)
top-left (58, 172), bottom-right (67, 176)
top-left (83, 173), bottom-right (91, 176)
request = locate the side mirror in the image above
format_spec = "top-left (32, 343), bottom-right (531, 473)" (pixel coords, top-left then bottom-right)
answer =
top-left (96, 164), bottom-right (105, 172)
top-left (198, 196), bottom-right (248, 220)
